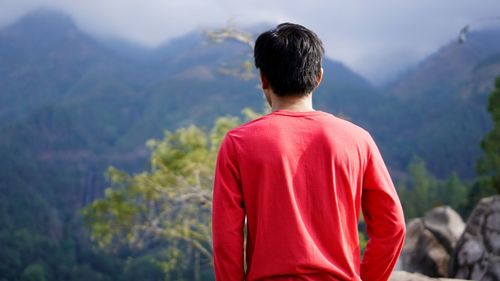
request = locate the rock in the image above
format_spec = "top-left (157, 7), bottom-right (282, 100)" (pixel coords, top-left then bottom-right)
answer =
top-left (390, 271), bottom-right (470, 281)
top-left (423, 206), bottom-right (466, 253)
top-left (400, 206), bottom-right (465, 277)
top-left (449, 195), bottom-right (500, 281)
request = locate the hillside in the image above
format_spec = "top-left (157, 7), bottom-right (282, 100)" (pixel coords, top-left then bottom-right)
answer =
top-left (384, 28), bottom-right (500, 177)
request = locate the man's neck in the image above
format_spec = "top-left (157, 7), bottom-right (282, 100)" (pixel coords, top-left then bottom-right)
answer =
top-left (270, 93), bottom-right (314, 112)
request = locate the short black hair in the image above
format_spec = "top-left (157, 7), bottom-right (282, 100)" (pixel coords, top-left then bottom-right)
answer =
top-left (254, 23), bottom-right (324, 97)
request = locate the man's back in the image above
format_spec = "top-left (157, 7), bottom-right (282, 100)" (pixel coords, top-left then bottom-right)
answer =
top-left (212, 22), bottom-right (405, 281)
top-left (212, 109), bottom-right (406, 281)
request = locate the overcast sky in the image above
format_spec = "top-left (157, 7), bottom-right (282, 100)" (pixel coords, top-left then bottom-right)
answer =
top-left (0, 0), bottom-right (499, 84)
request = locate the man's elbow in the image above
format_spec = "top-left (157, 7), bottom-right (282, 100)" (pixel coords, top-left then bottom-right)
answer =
top-left (382, 206), bottom-right (406, 243)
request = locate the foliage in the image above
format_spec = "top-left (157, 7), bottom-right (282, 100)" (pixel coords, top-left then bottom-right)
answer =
top-left (20, 263), bottom-right (47, 281)
top-left (397, 157), bottom-right (471, 219)
top-left (0, 135), bottom-right (121, 281)
top-left (359, 232), bottom-right (368, 256)
top-left (82, 114), bottom-right (249, 279)
top-left (461, 76), bottom-right (500, 215)
top-left (204, 26), bottom-right (255, 80)
top-left (476, 76), bottom-right (500, 193)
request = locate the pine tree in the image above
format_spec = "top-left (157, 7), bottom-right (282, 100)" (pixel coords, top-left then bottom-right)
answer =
top-left (397, 157), bottom-right (439, 219)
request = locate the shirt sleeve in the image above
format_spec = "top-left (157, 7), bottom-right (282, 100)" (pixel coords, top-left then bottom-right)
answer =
top-left (360, 134), bottom-right (406, 281)
top-left (212, 134), bottom-right (246, 281)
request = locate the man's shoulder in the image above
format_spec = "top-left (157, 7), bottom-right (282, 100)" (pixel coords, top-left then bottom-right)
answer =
top-left (226, 110), bottom-right (372, 141)
top-left (309, 110), bottom-right (372, 140)
top-left (225, 114), bottom-right (273, 137)
top-left (330, 114), bottom-right (372, 138)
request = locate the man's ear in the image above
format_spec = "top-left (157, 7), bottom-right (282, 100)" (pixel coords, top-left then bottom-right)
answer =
top-left (259, 71), bottom-right (270, 90)
top-left (316, 67), bottom-right (324, 88)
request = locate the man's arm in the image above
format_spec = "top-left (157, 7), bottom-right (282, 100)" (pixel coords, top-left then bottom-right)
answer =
top-left (212, 134), bottom-right (245, 281)
top-left (361, 135), bottom-right (406, 281)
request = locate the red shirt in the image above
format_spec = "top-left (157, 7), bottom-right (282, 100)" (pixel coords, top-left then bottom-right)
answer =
top-left (212, 110), bottom-right (405, 281)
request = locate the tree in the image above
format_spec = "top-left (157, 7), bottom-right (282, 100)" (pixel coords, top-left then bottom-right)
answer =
top-left (396, 157), bottom-right (470, 219)
top-left (477, 76), bottom-right (500, 193)
top-left (204, 26), bottom-right (255, 80)
top-left (439, 173), bottom-right (468, 212)
top-left (397, 157), bottom-right (439, 219)
top-left (462, 76), bottom-right (500, 216)
top-left (81, 112), bottom-right (258, 280)
top-left (21, 263), bottom-right (47, 281)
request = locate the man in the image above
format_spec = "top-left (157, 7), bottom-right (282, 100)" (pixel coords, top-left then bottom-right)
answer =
top-left (212, 23), bottom-right (405, 281)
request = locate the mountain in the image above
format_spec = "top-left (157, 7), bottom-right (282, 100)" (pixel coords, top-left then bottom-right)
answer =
top-left (0, 10), bottom-right (137, 123)
top-left (0, 9), bottom-right (380, 155)
top-left (383, 28), bottom-right (500, 178)
top-left (390, 29), bottom-right (500, 99)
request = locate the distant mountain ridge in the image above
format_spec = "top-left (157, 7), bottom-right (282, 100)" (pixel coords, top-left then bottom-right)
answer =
top-left (383, 28), bottom-right (500, 177)
top-left (389, 28), bottom-right (500, 99)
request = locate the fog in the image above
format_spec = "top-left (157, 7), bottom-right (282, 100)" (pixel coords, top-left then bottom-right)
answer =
top-left (1, 0), bottom-right (499, 84)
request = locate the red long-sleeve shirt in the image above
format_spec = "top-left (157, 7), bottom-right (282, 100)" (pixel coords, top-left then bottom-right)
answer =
top-left (212, 110), bottom-right (405, 281)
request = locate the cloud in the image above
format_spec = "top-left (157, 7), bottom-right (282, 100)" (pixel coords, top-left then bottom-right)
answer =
top-left (0, 0), bottom-right (499, 84)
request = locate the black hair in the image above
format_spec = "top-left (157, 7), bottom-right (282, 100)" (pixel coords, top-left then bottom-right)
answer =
top-left (254, 23), bottom-right (325, 97)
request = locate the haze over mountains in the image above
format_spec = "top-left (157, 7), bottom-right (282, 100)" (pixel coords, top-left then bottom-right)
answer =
top-left (0, 9), bottom-right (499, 280)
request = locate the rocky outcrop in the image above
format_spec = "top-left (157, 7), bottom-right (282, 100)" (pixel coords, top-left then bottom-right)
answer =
top-left (390, 271), bottom-right (470, 281)
top-left (449, 196), bottom-right (500, 281)
top-left (400, 206), bottom-right (465, 277)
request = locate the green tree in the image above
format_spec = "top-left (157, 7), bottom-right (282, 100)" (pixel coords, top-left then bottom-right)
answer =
top-left (477, 76), bottom-right (500, 193)
top-left (398, 157), bottom-right (439, 218)
top-left (438, 173), bottom-right (468, 211)
top-left (397, 157), bottom-right (469, 219)
top-left (204, 26), bottom-right (255, 80)
top-left (82, 114), bottom-right (247, 279)
top-left (462, 76), bottom-right (500, 216)
top-left (21, 263), bottom-right (47, 281)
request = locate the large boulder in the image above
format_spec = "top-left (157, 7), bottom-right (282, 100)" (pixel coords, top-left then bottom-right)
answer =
top-left (449, 195), bottom-right (500, 280)
top-left (400, 206), bottom-right (465, 277)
